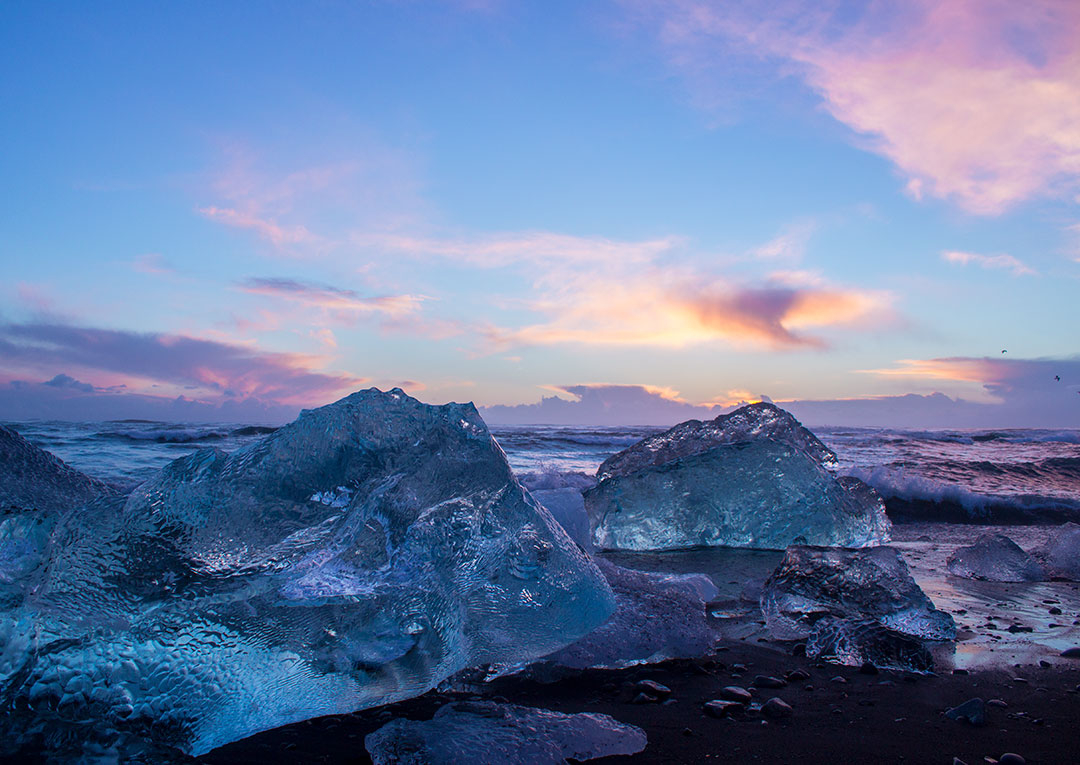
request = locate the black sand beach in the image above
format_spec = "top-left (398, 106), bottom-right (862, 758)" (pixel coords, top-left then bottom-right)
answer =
top-left (202, 641), bottom-right (1080, 764)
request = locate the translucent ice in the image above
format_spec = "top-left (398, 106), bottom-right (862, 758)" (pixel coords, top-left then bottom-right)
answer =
top-left (946, 534), bottom-right (1045, 582)
top-left (585, 438), bottom-right (891, 551)
top-left (761, 546), bottom-right (955, 642)
top-left (0, 389), bottom-right (615, 759)
top-left (596, 401), bottom-right (838, 483)
top-left (365, 701), bottom-right (647, 765)
top-left (1035, 522), bottom-right (1080, 580)
top-left (807, 617), bottom-right (935, 673)
top-left (0, 424), bottom-right (113, 512)
top-left (536, 559), bottom-right (718, 670)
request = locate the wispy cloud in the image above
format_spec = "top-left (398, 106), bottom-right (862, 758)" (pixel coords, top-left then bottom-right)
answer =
top-left (941, 250), bottom-right (1036, 276)
top-left (352, 230), bottom-right (681, 268)
top-left (237, 277), bottom-right (426, 319)
top-left (860, 355), bottom-right (1080, 404)
top-left (633, 0), bottom-right (1080, 214)
top-left (131, 253), bottom-right (179, 276)
top-left (197, 140), bottom-right (425, 255)
top-left (750, 221), bottom-right (816, 260)
top-left (199, 206), bottom-right (320, 247)
top-left (0, 322), bottom-right (365, 405)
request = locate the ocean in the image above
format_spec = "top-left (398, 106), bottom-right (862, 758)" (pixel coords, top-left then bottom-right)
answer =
top-left (6, 417), bottom-right (1080, 670)
top-left (11, 419), bottom-right (1080, 522)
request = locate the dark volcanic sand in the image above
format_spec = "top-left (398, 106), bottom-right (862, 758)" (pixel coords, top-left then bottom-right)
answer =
top-left (202, 642), bottom-right (1080, 764)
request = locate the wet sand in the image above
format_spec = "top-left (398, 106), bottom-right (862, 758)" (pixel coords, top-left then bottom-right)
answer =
top-left (203, 639), bottom-right (1080, 764)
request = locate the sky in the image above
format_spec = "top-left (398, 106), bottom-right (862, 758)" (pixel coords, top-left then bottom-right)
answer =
top-left (2, 0), bottom-right (1079, 426)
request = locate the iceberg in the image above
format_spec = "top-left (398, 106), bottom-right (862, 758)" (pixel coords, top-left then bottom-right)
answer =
top-left (365, 701), bottom-right (647, 764)
top-left (596, 401), bottom-right (838, 482)
top-left (946, 534), bottom-right (1045, 582)
top-left (585, 437), bottom-right (891, 551)
top-left (0, 423), bottom-right (113, 512)
top-left (806, 617), bottom-right (935, 673)
top-left (761, 545), bottom-right (955, 642)
top-left (0, 389), bottom-right (615, 759)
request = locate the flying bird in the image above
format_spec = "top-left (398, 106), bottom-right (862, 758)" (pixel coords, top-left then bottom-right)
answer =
top-left (1055, 375), bottom-right (1061, 381)
top-left (1001, 349), bottom-right (1007, 354)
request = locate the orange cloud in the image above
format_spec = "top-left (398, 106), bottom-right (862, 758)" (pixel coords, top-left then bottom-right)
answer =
top-left (485, 269), bottom-right (890, 352)
top-left (638, 0), bottom-right (1080, 214)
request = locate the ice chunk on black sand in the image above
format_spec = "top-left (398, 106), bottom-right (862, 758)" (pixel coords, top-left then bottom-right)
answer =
top-left (946, 534), bottom-right (1045, 582)
top-left (365, 701), bottom-right (646, 764)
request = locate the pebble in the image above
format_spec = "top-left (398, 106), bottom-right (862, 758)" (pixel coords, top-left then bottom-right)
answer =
top-left (998, 754), bottom-right (1025, 765)
top-left (635, 679), bottom-right (672, 699)
top-left (1049, 607), bottom-right (1062, 615)
top-left (952, 668), bottom-right (969, 675)
top-left (987, 699), bottom-right (1008, 708)
top-left (753, 675), bottom-right (787, 689)
top-left (786, 668), bottom-right (810, 682)
top-left (858, 661), bottom-right (878, 675)
top-left (1059, 647), bottom-right (1080, 658)
top-left (719, 686), bottom-right (752, 704)
top-left (1038, 660), bottom-right (1051, 668)
top-left (761, 697), bottom-right (793, 719)
top-left (704, 699), bottom-right (744, 719)
top-left (830, 676), bottom-right (848, 684)
top-left (631, 692), bottom-right (658, 704)
top-left (944, 697), bottom-right (986, 726)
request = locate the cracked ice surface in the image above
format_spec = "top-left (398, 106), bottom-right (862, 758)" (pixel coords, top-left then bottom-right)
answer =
top-left (946, 533), bottom-right (1046, 582)
top-left (761, 545), bottom-right (955, 642)
top-left (365, 701), bottom-right (647, 765)
top-left (595, 401), bottom-right (838, 483)
top-left (586, 438), bottom-right (891, 551)
top-left (0, 389), bottom-right (615, 759)
top-left (806, 617), bottom-right (935, 673)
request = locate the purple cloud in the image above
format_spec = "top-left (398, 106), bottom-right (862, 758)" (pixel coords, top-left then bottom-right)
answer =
top-left (0, 322), bottom-right (365, 408)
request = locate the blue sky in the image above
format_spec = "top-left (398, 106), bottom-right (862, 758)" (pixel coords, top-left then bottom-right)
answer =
top-left (2, 1), bottom-right (1079, 424)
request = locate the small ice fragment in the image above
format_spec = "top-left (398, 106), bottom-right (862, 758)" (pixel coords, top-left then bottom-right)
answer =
top-left (761, 545), bottom-right (955, 641)
top-left (365, 701), bottom-right (647, 765)
top-left (946, 534), bottom-right (1045, 582)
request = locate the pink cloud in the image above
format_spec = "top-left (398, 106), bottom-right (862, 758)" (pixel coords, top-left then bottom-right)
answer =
top-left (0, 322), bottom-right (365, 407)
top-left (236, 277), bottom-right (426, 319)
top-left (635, 0), bottom-right (1080, 214)
top-left (352, 230), bottom-right (680, 268)
top-left (131, 253), bottom-right (178, 276)
top-left (941, 250), bottom-right (1036, 276)
top-left (199, 206), bottom-right (319, 247)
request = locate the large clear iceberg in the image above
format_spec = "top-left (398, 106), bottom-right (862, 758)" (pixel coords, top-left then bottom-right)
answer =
top-left (946, 533), bottom-right (1046, 582)
top-left (365, 701), bottom-right (647, 764)
top-left (761, 545), bottom-right (955, 642)
top-left (0, 423), bottom-right (113, 512)
top-left (0, 389), bottom-right (615, 759)
top-left (585, 437), bottom-right (891, 551)
top-left (595, 401), bottom-right (838, 482)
